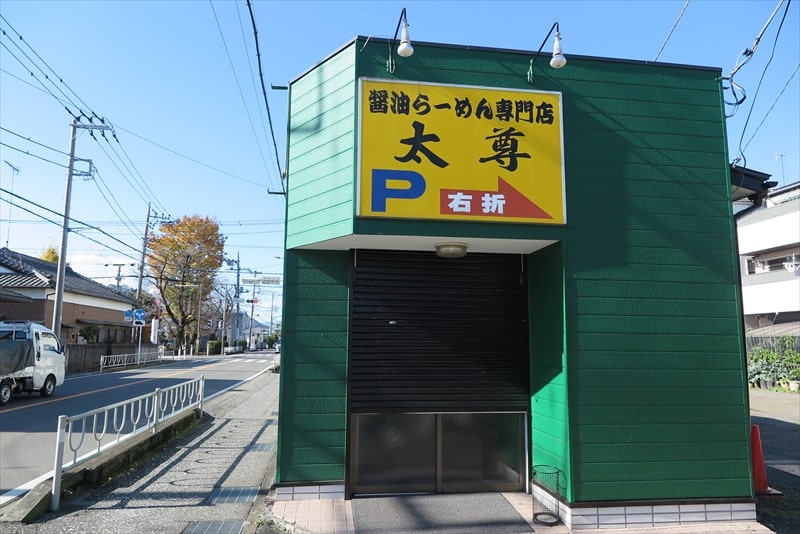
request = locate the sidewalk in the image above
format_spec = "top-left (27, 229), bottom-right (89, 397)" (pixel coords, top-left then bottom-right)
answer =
top-left (1, 368), bottom-right (281, 534)
top-left (269, 488), bottom-right (773, 534)
top-left (270, 389), bottom-right (797, 534)
top-left (0, 377), bottom-right (795, 533)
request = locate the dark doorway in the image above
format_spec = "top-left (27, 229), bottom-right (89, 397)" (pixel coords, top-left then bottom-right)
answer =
top-left (349, 250), bottom-right (529, 495)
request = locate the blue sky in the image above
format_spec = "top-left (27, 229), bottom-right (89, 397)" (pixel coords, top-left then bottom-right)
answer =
top-left (1, 0), bottom-right (798, 320)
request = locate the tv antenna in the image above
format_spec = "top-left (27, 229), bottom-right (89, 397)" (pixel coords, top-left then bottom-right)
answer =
top-left (3, 160), bottom-right (20, 247)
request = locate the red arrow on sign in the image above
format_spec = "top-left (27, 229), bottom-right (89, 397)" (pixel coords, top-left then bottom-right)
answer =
top-left (440, 177), bottom-right (552, 219)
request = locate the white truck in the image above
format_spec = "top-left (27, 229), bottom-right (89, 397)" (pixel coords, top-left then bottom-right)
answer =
top-left (0, 321), bottom-right (66, 406)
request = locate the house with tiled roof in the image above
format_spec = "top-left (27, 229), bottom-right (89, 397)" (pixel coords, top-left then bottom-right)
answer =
top-left (0, 247), bottom-right (139, 344)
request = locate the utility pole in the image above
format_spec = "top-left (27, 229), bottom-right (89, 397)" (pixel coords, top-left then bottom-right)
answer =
top-left (106, 263), bottom-right (134, 292)
top-left (3, 160), bottom-right (19, 248)
top-left (196, 283), bottom-right (203, 354)
top-left (247, 271), bottom-right (260, 350)
top-left (223, 253), bottom-right (243, 345)
top-left (220, 297), bottom-right (227, 350)
top-left (136, 204), bottom-right (151, 301)
top-left (52, 120), bottom-right (110, 339)
top-left (136, 204), bottom-right (170, 302)
top-left (270, 292), bottom-right (275, 337)
top-left (235, 253), bottom-right (241, 343)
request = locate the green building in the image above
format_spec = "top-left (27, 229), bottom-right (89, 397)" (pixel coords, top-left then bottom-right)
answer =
top-left (276, 33), bottom-right (755, 529)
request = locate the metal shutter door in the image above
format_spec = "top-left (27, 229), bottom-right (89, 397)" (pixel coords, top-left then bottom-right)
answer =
top-left (350, 249), bottom-right (529, 413)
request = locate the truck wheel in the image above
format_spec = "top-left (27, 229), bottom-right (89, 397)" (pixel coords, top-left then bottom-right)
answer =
top-left (0, 382), bottom-right (11, 406)
top-left (40, 376), bottom-right (56, 398)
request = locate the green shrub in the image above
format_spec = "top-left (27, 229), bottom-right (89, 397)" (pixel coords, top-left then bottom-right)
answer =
top-left (748, 346), bottom-right (779, 382)
top-left (749, 336), bottom-right (800, 384)
top-left (78, 324), bottom-right (100, 343)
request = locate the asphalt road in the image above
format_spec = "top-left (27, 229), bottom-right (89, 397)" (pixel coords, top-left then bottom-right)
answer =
top-left (0, 352), bottom-right (276, 502)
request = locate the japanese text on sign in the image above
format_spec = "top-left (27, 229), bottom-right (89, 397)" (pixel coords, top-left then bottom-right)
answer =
top-left (358, 78), bottom-right (565, 224)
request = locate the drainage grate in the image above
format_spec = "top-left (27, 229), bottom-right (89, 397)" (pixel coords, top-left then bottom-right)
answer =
top-left (207, 486), bottom-right (260, 504)
top-left (183, 520), bottom-right (245, 534)
top-left (248, 443), bottom-right (276, 452)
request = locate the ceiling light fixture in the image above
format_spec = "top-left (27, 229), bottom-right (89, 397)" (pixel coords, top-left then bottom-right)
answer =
top-left (435, 242), bottom-right (468, 259)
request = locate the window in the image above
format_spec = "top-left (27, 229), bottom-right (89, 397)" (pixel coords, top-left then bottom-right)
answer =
top-left (753, 250), bottom-right (800, 274)
top-left (41, 332), bottom-right (59, 352)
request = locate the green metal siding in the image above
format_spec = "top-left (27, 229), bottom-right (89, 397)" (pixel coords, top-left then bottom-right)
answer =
top-left (280, 38), bottom-right (751, 501)
top-left (557, 59), bottom-right (750, 501)
top-left (276, 250), bottom-right (350, 483)
top-left (528, 243), bottom-right (572, 500)
top-left (285, 46), bottom-right (357, 249)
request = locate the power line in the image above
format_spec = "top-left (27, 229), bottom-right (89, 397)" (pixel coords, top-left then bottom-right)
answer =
top-left (0, 128), bottom-right (158, 241)
top-left (0, 141), bottom-right (67, 168)
top-left (0, 14), bottom-right (98, 121)
top-left (0, 186), bottom-right (142, 256)
top-left (112, 124), bottom-right (267, 187)
top-left (0, 23), bottom-right (81, 119)
top-left (735, 0), bottom-right (792, 167)
top-left (208, 0), bottom-right (275, 191)
top-left (0, 126), bottom-right (68, 156)
top-left (743, 62), bottom-right (800, 153)
top-left (1, 66), bottom-right (268, 191)
top-left (105, 126), bottom-right (169, 215)
top-left (89, 131), bottom-right (154, 207)
top-left (0, 189), bottom-right (189, 271)
top-left (723, 0), bottom-right (788, 118)
top-left (246, 0), bottom-right (285, 193)
top-left (234, 2), bottom-right (274, 173)
top-left (90, 168), bottom-right (142, 238)
top-left (1, 15), bottom-right (167, 220)
top-left (654, 0), bottom-right (690, 62)
top-left (0, 66), bottom-right (77, 116)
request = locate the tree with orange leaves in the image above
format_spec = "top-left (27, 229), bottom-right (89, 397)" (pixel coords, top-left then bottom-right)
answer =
top-left (147, 215), bottom-right (225, 351)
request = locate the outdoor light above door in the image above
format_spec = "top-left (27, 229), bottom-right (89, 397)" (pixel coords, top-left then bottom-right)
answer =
top-left (527, 22), bottom-right (567, 84)
top-left (435, 242), bottom-right (468, 258)
top-left (387, 7), bottom-right (413, 73)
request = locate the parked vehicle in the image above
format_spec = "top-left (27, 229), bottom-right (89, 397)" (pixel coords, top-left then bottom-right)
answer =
top-left (0, 321), bottom-right (65, 406)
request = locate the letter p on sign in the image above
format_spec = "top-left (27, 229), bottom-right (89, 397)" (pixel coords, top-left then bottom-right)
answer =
top-left (371, 169), bottom-right (426, 212)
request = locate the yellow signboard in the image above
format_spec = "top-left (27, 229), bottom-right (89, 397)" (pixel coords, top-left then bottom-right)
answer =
top-left (358, 78), bottom-right (565, 224)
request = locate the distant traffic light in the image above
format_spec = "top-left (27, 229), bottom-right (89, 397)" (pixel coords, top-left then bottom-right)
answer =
top-left (246, 299), bottom-right (259, 304)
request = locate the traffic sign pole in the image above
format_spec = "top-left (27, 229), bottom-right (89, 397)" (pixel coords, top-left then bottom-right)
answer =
top-left (137, 325), bottom-right (142, 366)
top-left (132, 309), bottom-right (146, 365)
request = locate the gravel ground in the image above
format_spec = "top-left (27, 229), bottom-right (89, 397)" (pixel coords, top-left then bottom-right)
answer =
top-left (756, 463), bottom-right (800, 533)
top-left (751, 389), bottom-right (800, 534)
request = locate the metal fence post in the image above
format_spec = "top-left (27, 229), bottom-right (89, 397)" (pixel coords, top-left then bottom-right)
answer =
top-left (198, 375), bottom-right (205, 417)
top-left (51, 415), bottom-right (67, 511)
top-left (152, 388), bottom-right (162, 434)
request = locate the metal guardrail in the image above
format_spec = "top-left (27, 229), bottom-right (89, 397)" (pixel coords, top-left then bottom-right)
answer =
top-left (100, 350), bottom-right (179, 371)
top-left (100, 351), bottom-right (161, 370)
top-left (50, 376), bottom-right (205, 510)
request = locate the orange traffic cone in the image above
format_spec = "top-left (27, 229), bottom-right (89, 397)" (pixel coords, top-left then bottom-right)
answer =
top-left (751, 424), bottom-right (782, 497)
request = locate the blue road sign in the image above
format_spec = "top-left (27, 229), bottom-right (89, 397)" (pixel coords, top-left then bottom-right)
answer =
top-left (124, 309), bottom-right (133, 322)
top-left (133, 309), bottom-right (146, 321)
